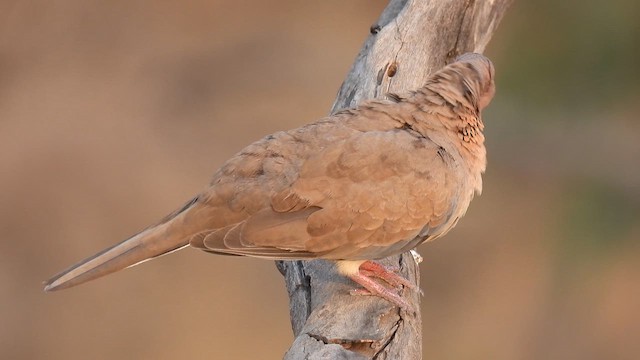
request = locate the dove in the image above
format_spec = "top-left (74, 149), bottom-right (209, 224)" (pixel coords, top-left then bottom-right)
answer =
top-left (44, 53), bottom-right (495, 310)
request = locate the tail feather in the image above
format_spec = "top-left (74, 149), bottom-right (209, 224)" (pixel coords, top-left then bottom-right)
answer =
top-left (44, 197), bottom-right (200, 291)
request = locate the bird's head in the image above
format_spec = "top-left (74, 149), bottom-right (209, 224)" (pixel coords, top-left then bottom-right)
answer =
top-left (453, 53), bottom-right (496, 111)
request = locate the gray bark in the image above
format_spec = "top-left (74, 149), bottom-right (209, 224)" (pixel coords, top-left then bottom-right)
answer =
top-left (278, 0), bottom-right (512, 358)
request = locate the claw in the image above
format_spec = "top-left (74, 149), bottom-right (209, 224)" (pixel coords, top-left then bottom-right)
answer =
top-left (346, 260), bottom-right (416, 311)
top-left (359, 260), bottom-right (416, 290)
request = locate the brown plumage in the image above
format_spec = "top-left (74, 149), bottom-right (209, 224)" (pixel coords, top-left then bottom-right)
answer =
top-left (44, 53), bottom-right (495, 308)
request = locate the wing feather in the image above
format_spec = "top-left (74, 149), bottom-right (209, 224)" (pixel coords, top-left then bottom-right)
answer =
top-left (198, 129), bottom-right (462, 260)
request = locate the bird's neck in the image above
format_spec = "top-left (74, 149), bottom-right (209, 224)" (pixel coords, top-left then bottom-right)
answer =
top-left (407, 89), bottom-right (487, 194)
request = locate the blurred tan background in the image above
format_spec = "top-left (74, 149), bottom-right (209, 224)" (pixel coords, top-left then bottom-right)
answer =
top-left (1, 1), bottom-right (639, 359)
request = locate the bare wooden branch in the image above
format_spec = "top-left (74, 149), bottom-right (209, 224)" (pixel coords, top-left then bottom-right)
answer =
top-left (278, 0), bottom-right (511, 358)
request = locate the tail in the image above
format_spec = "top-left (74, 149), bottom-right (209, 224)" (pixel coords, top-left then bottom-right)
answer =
top-left (44, 197), bottom-right (202, 292)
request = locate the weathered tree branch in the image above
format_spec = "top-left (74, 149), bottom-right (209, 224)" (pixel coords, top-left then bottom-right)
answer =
top-left (278, 0), bottom-right (511, 358)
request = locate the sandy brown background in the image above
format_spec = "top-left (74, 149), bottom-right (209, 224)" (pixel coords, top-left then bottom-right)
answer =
top-left (1, 1), bottom-right (639, 359)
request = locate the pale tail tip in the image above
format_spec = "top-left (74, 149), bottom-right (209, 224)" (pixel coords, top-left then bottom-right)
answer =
top-left (43, 280), bottom-right (58, 292)
top-left (43, 276), bottom-right (68, 292)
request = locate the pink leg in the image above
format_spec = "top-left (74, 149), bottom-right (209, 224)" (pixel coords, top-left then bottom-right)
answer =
top-left (347, 260), bottom-right (415, 311)
top-left (359, 260), bottom-right (416, 290)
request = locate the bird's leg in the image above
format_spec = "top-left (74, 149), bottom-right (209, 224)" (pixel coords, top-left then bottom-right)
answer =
top-left (359, 260), bottom-right (416, 290)
top-left (346, 260), bottom-right (415, 311)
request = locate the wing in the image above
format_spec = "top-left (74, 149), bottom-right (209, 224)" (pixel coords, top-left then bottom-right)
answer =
top-left (198, 128), bottom-right (463, 260)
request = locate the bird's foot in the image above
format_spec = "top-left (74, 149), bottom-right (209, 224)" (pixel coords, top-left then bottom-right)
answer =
top-left (359, 260), bottom-right (416, 291)
top-left (347, 260), bottom-right (415, 311)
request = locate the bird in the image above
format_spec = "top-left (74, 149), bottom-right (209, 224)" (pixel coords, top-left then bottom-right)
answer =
top-left (44, 53), bottom-right (495, 310)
